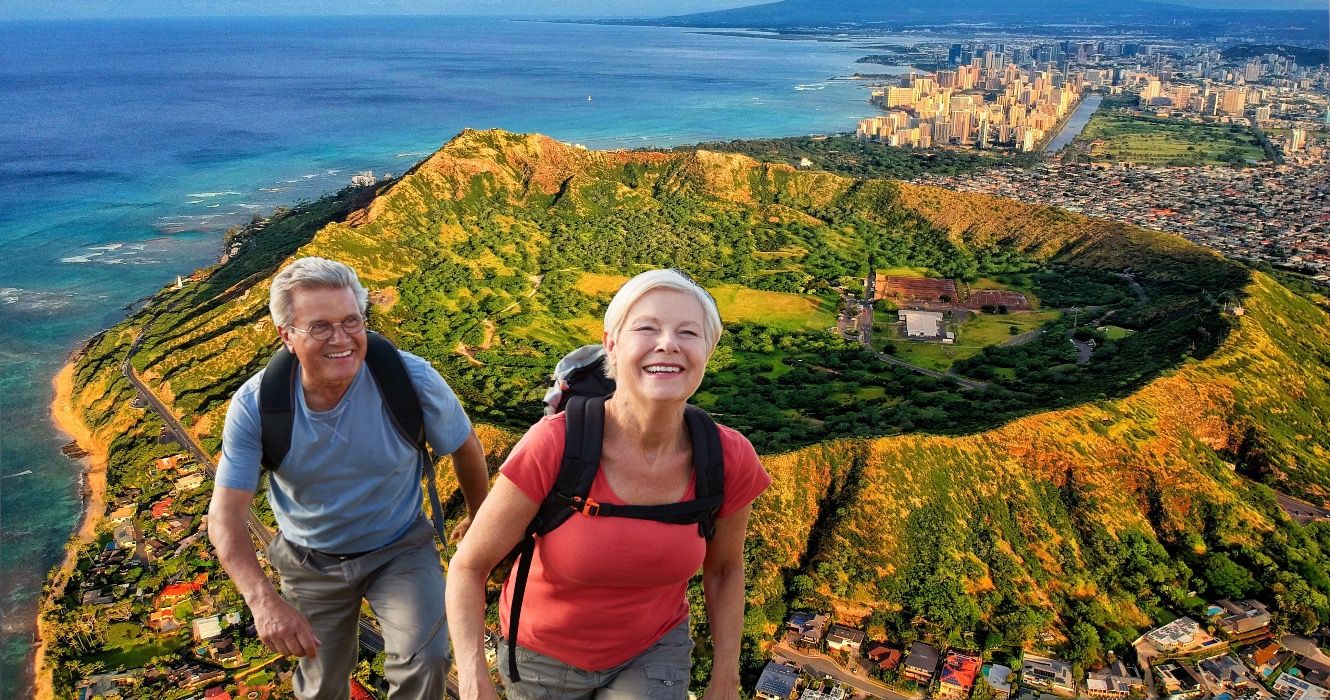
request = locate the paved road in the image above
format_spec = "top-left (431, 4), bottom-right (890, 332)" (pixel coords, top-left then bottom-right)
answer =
top-left (773, 642), bottom-right (917, 700)
top-left (999, 328), bottom-right (1043, 347)
top-left (1071, 338), bottom-right (1095, 365)
top-left (1273, 491), bottom-right (1330, 525)
top-left (1113, 272), bottom-right (1149, 305)
top-left (121, 313), bottom-right (464, 696)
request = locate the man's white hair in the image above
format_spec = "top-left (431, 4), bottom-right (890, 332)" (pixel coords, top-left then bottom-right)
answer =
top-left (602, 268), bottom-right (722, 379)
top-left (269, 257), bottom-right (369, 328)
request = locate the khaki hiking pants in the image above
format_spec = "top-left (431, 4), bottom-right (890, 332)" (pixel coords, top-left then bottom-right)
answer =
top-left (498, 620), bottom-right (693, 700)
top-left (268, 517), bottom-right (449, 700)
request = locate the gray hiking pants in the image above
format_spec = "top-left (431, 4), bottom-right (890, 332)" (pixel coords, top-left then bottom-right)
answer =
top-left (498, 620), bottom-right (693, 699)
top-left (268, 517), bottom-right (450, 700)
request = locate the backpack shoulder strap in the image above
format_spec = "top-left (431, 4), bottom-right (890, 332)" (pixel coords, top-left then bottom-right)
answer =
top-left (362, 332), bottom-right (451, 543)
top-left (363, 331), bottom-right (424, 450)
top-left (507, 394), bottom-right (605, 683)
top-left (532, 395), bottom-right (605, 535)
top-left (684, 404), bottom-right (725, 538)
top-left (257, 346), bottom-right (299, 471)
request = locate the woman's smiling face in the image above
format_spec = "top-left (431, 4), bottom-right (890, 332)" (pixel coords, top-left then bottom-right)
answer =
top-left (605, 288), bottom-right (711, 406)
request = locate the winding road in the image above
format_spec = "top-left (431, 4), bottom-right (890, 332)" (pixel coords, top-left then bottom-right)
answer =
top-left (773, 641), bottom-right (918, 700)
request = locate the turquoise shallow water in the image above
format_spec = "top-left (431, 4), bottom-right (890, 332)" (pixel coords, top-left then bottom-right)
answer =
top-left (0, 15), bottom-right (890, 694)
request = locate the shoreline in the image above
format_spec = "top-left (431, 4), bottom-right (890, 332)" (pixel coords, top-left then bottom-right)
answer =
top-left (33, 358), bottom-right (111, 700)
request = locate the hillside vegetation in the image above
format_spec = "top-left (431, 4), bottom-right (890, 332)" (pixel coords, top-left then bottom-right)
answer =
top-left (61, 130), bottom-right (1330, 688)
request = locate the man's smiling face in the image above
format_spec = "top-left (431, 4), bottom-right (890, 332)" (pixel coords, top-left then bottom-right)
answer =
top-left (278, 285), bottom-right (367, 391)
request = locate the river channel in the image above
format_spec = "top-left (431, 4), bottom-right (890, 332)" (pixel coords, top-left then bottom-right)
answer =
top-left (1045, 93), bottom-right (1104, 152)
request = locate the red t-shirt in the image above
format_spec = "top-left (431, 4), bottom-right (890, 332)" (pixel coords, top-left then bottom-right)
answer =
top-left (498, 411), bottom-right (771, 671)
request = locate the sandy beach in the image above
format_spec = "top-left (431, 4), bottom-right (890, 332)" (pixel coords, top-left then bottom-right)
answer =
top-left (33, 359), bottom-right (110, 700)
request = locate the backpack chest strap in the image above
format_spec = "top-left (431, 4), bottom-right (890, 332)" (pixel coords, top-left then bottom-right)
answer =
top-left (558, 493), bottom-right (725, 537)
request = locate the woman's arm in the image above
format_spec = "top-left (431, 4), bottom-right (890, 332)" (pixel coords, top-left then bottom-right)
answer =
top-left (446, 475), bottom-right (539, 700)
top-left (700, 503), bottom-right (754, 700)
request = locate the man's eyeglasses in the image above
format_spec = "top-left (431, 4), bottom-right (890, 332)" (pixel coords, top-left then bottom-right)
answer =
top-left (287, 315), bottom-right (366, 341)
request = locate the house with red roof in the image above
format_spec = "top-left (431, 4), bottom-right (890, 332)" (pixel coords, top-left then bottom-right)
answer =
top-left (938, 650), bottom-right (982, 700)
top-left (349, 679), bottom-right (377, 700)
top-left (151, 497), bottom-right (174, 518)
top-left (866, 642), bottom-right (902, 671)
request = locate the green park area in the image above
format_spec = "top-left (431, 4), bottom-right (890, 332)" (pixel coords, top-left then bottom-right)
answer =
top-left (1078, 112), bottom-right (1267, 166)
top-left (879, 310), bottom-right (1062, 372)
top-left (91, 623), bottom-right (189, 671)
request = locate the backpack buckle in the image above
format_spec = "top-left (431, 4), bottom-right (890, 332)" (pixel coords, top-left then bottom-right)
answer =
top-left (571, 496), bottom-right (600, 517)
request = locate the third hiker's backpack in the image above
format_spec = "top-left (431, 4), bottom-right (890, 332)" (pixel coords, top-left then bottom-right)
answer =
top-left (505, 344), bottom-right (726, 681)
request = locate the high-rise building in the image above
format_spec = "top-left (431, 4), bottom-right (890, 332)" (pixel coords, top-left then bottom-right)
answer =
top-left (1289, 128), bottom-right (1307, 152)
top-left (1141, 78), bottom-right (1162, 102)
top-left (1220, 88), bottom-right (1246, 115)
top-left (953, 111), bottom-right (974, 144)
top-left (933, 120), bottom-right (952, 144)
top-left (887, 87), bottom-right (918, 108)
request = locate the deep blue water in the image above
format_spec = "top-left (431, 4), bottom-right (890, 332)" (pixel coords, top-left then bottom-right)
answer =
top-left (0, 15), bottom-right (889, 694)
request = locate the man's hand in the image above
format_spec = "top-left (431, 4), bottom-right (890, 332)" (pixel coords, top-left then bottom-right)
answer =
top-left (450, 514), bottom-right (474, 542)
top-left (252, 593), bottom-right (321, 658)
top-left (701, 681), bottom-right (742, 700)
top-left (458, 679), bottom-right (502, 700)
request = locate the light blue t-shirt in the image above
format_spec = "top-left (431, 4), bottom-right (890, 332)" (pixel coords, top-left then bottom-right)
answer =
top-left (216, 350), bottom-right (472, 554)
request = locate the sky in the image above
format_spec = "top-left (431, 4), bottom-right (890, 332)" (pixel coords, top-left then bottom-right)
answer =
top-left (0, 0), bottom-right (1325, 19)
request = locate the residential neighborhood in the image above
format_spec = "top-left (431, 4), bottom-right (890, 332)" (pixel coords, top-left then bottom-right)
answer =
top-left (922, 161), bottom-right (1330, 282)
top-left (752, 607), bottom-right (1330, 700)
top-left (49, 451), bottom-right (353, 700)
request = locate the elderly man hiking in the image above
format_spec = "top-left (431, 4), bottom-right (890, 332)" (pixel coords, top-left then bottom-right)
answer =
top-left (209, 256), bottom-right (489, 699)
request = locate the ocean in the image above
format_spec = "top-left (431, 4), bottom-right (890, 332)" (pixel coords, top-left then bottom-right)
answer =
top-left (0, 15), bottom-right (893, 694)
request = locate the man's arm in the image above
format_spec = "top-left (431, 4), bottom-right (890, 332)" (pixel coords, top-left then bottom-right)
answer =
top-left (445, 431), bottom-right (489, 541)
top-left (208, 485), bottom-right (320, 658)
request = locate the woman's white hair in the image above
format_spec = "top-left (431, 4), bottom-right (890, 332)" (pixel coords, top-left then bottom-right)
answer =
top-left (269, 257), bottom-right (369, 328)
top-left (602, 268), bottom-right (722, 378)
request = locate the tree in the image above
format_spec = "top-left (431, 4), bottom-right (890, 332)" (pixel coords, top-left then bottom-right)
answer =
top-left (1202, 553), bottom-right (1258, 598)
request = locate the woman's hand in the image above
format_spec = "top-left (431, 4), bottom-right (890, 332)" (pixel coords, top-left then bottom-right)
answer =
top-left (447, 476), bottom-right (542, 700)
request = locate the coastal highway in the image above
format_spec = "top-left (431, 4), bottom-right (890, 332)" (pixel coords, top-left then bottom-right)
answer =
top-left (119, 325), bottom-right (462, 697)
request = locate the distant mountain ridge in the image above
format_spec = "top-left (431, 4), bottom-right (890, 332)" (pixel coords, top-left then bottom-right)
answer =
top-left (647, 0), bottom-right (1323, 26)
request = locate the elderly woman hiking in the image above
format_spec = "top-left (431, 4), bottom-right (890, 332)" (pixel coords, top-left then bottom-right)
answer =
top-left (447, 268), bottom-right (771, 699)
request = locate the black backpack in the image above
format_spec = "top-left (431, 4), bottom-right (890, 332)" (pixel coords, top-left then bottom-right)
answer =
top-left (505, 345), bottom-right (726, 681)
top-left (257, 331), bottom-right (448, 543)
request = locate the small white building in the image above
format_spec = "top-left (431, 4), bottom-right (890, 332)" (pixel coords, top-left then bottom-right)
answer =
top-left (900, 310), bottom-right (945, 338)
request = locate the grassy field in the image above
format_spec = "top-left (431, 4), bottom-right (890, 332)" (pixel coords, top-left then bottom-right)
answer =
top-left (575, 272), bottom-right (838, 331)
top-left (1102, 325), bottom-right (1135, 340)
top-left (879, 310), bottom-right (1061, 371)
top-left (92, 623), bottom-right (188, 670)
top-left (1079, 113), bottom-right (1267, 166)
top-left (708, 285), bottom-right (838, 331)
top-left (876, 266), bottom-right (932, 278)
top-left (574, 271), bottom-right (630, 296)
top-left (961, 310), bottom-right (1060, 345)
